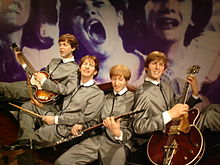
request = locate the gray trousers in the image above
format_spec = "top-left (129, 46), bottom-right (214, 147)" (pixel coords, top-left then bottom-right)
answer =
top-left (0, 81), bottom-right (30, 100)
top-left (196, 104), bottom-right (220, 132)
top-left (55, 135), bottom-right (127, 165)
top-left (19, 101), bottom-right (62, 147)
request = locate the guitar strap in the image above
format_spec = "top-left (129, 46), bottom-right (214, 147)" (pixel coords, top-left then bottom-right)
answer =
top-left (49, 60), bottom-right (63, 78)
top-left (26, 73), bottom-right (33, 98)
top-left (159, 84), bottom-right (169, 110)
top-left (109, 93), bottom-right (120, 117)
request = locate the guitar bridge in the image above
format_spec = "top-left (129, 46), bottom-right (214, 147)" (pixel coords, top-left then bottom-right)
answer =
top-left (163, 140), bottom-right (178, 165)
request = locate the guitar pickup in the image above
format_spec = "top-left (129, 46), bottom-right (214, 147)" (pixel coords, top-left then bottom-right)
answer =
top-left (168, 125), bottom-right (180, 135)
top-left (37, 96), bottom-right (49, 100)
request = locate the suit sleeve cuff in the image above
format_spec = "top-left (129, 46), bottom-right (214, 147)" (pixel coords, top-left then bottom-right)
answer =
top-left (41, 77), bottom-right (47, 85)
top-left (192, 94), bottom-right (199, 100)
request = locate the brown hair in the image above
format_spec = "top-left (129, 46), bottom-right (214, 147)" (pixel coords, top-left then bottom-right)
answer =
top-left (110, 64), bottom-right (131, 81)
top-left (58, 33), bottom-right (79, 53)
top-left (144, 51), bottom-right (168, 69)
top-left (79, 55), bottom-right (99, 78)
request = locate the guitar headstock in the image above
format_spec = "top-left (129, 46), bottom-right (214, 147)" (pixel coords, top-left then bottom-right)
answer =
top-left (187, 65), bottom-right (200, 75)
top-left (10, 43), bottom-right (21, 52)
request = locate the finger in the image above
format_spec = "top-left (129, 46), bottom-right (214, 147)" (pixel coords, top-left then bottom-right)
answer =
top-left (71, 128), bottom-right (77, 135)
top-left (116, 118), bottom-right (121, 124)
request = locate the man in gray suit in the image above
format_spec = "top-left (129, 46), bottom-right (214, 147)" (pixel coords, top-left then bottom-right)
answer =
top-left (133, 51), bottom-right (201, 135)
top-left (7, 55), bottom-right (104, 150)
top-left (0, 33), bottom-right (79, 102)
top-left (55, 64), bottom-right (135, 165)
top-left (131, 51), bottom-right (220, 164)
top-left (133, 51), bottom-right (220, 135)
top-left (5, 33), bottom-right (80, 149)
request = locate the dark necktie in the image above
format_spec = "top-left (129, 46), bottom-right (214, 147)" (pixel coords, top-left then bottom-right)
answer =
top-left (50, 60), bottom-right (62, 77)
top-left (158, 84), bottom-right (169, 110)
top-left (109, 94), bottom-right (119, 116)
top-left (62, 85), bottom-right (82, 111)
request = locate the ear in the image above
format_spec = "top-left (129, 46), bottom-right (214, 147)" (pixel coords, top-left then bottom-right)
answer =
top-left (190, 20), bottom-right (195, 26)
top-left (72, 47), bottom-right (76, 52)
top-left (117, 10), bottom-right (124, 26)
top-left (144, 66), bottom-right (148, 72)
top-left (94, 70), bottom-right (98, 76)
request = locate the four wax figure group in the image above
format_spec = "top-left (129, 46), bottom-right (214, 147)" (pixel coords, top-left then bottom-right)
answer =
top-left (1, 33), bottom-right (220, 165)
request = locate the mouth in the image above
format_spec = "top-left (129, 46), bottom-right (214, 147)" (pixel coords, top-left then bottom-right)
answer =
top-left (84, 18), bottom-right (106, 44)
top-left (156, 17), bottom-right (179, 30)
top-left (153, 71), bottom-right (161, 75)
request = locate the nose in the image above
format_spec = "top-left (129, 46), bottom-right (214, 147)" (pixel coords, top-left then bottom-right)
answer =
top-left (160, 0), bottom-right (177, 14)
top-left (155, 63), bottom-right (160, 69)
top-left (85, 63), bottom-right (91, 68)
top-left (85, 1), bottom-right (97, 16)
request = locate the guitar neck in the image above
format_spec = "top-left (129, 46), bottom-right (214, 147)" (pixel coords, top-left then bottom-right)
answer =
top-left (10, 43), bottom-right (36, 75)
top-left (19, 52), bottom-right (36, 75)
top-left (179, 82), bottom-right (190, 104)
top-left (82, 109), bottom-right (144, 133)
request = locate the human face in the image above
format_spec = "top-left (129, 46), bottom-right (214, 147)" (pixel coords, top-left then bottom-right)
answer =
top-left (0, 0), bottom-right (31, 32)
top-left (80, 58), bottom-right (97, 80)
top-left (145, 0), bottom-right (192, 42)
top-left (111, 75), bottom-right (127, 93)
top-left (145, 59), bottom-right (166, 81)
top-left (59, 41), bottom-right (74, 59)
top-left (70, 0), bottom-right (123, 55)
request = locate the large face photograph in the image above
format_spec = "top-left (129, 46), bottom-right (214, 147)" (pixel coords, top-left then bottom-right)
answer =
top-left (0, 0), bottom-right (220, 106)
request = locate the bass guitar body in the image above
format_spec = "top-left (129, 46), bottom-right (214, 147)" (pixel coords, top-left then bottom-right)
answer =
top-left (147, 108), bottom-right (205, 165)
top-left (29, 71), bottom-right (59, 103)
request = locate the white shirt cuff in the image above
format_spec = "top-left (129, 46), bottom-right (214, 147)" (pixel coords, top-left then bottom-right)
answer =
top-left (114, 131), bottom-right (123, 141)
top-left (192, 94), bottom-right (199, 100)
top-left (55, 116), bottom-right (59, 124)
top-left (162, 111), bottom-right (172, 125)
top-left (41, 77), bottom-right (47, 85)
top-left (22, 63), bottom-right (27, 69)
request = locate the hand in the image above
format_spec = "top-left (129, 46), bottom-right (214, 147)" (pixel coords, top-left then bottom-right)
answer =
top-left (34, 72), bottom-right (46, 82)
top-left (103, 117), bottom-right (121, 137)
top-left (14, 50), bottom-right (25, 65)
top-left (186, 74), bottom-right (199, 96)
top-left (42, 116), bottom-right (55, 125)
top-left (167, 103), bottom-right (189, 119)
top-left (71, 124), bottom-right (83, 136)
top-left (30, 97), bottom-right (43, 108)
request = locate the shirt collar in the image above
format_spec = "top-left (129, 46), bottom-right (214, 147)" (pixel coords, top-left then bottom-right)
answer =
top-left (62, 57), bottom-right (75, 63)
top-left (80, 79), bottom-right (95, 87)
top-left (114, 87), bottom-right (128, 96)
top-left (145, 76), bottom-right (160, 86)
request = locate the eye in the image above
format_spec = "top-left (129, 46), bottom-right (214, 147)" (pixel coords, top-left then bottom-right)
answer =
top-left (93, 1), bottom-right (104, 8)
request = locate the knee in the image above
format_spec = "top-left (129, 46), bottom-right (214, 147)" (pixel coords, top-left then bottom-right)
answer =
top-left (54, 155), bottom-right (71, 165)
top-left (22, 101), bottom-right (34, 109)
top-left (203, 104), bottom-right (220, 112)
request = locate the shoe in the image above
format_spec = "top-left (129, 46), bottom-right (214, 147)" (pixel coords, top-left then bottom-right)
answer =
top-left (2, 139), bottom-right (35, 151)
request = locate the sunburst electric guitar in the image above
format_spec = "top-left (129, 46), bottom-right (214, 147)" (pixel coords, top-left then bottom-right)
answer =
top-left (147, 65), bottom-right (205, 165)
top-left (10, 43), bottom-right (59, 103)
